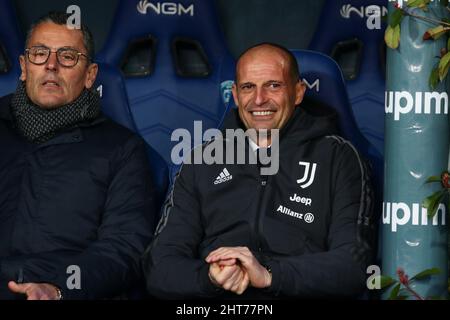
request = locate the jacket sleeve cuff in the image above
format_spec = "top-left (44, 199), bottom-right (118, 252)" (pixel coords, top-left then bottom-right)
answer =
top-left (264, 260), bottom-right (282, 296)
top-left (199, 263), bottom-right (224, 297)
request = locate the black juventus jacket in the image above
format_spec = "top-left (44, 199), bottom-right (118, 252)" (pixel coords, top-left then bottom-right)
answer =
top-left (143, 101), bottom-right (374, 299)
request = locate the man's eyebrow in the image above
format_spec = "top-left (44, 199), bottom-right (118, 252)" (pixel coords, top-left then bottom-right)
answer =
top-left (265, 80), bottom-right (283, 83)
top-left (238, 81), bottom-right (255, 86)
top-left (28, 43), bottom-right (80, 51)
top-left (59, 46), bottom-right (81, 51)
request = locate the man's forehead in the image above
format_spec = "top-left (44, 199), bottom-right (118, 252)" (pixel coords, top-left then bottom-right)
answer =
top-left (28, 22), bottom-right (84, 47)
top-left (240, 45), bottom-right (288, 63)
top-left (236, 49), bottom-right (289, 81)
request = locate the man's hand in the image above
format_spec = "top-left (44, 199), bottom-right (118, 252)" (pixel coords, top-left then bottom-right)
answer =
top-left (206, 246), bottom-right (272, 289)
top-left (8, 281), bottom-right (61, 300)
top-left (208, 260), bottom-right (249, 295)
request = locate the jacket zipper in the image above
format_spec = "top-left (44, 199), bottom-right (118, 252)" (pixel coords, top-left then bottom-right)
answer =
top-left (254, 175), bottom-right (268, 254)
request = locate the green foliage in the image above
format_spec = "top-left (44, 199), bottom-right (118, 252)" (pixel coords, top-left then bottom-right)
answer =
top-left (385, 3), bottom-right (450, 88)
top-left (384, 268), bottom-right (441, 300)
top-left (422, 189), bottom-right (447, 217)
top-left (390, 8), bottom-right (404, 27)
top-left (388, 283), bottom-right (401, 300)
top-left (385, 25), bottom-right (401, 49)
top-left (438, 51), bottom-right (450, 80)
top-left (407, 0), bottom-right (431, 9)
top-left (411, 268), bottom-right (441, 281)
top-left (429, 67), bottom-right (439, 89)
top-left (423, 171), bottom-right (450, 217)
top-left (425, 175), bottom-right (442, 183)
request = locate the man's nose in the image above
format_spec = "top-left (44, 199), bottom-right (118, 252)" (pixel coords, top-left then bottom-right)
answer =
top-left (45, 51), bottom-right (59, 71)
top-left (254, 86), bottom-right (268, 106)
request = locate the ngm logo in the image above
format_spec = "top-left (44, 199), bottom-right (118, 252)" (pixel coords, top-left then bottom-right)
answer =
top-left (137, 0), bottom-right (194, 16)
top-left (303, 78), bottom-right (320, 93)
top-left (383, 202), bottom-right (446, 232)
top-left (385, 91), bottom-right (448, 121)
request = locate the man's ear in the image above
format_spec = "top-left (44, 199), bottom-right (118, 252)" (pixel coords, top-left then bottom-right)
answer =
top-left (231, 82), bottom-right (239, 107)
top-left (19, 55), bottom-right (26, 81)
top-left (84, 63), bottom-right (98, 89)
top-left (294, 80), bottom-right (306, 105)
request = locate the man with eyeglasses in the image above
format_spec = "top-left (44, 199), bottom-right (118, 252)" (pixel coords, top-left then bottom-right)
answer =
top-left (0, 12), bottom-right (155, 299)
top-left (143, 43), bottom-right (375, 299)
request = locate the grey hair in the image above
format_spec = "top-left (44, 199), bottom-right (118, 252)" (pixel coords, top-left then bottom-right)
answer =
top-left (25, 11), bottom-right (95, 61)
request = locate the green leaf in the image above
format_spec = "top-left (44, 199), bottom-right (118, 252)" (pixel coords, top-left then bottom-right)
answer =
top-left (411, 268), bottom-right (441, 281)
top-left (425, 175), bottom-right (442, 184)
top-left (422, 189), bottom-right (446, 217)
top-left (448, 197), bottom-right (450, 215)
top-left (378, 276), bottom-right (396, 289)
top-left (425, 25), bottom-right (449, 40)
top-left (438, 51), bottom-right (450, 81)
top-left (388, 283), bottom-right (401, 300)
top-left (385, 25), bottom-right (401, 49)
top-left (422, 189), bottom-right (445, 208)
top-left (407, 0), bottom-right (431, 8)
top-left (429, 67), bottom-right (439, 89)
top-left (390, 9), bottom-right (404, 28)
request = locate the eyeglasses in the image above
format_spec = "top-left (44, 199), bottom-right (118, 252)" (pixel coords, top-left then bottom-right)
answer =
top-left (25, 46), bottom-right (90, 67)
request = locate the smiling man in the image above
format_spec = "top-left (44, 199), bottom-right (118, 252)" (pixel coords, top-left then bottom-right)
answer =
top-left (0, 12), bottom-right (156, 300)
top-left (233, 43), bottom-right (304, 147)
top-left (143, 43), bottom-right (375, 299)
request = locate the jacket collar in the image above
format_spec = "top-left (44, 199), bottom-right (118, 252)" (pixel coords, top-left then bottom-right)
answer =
top-left (0, 93), bottom-right (106, 147)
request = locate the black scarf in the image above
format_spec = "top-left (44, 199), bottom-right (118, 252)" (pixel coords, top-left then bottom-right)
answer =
top-left (11, 81), bottom-right (101, 143)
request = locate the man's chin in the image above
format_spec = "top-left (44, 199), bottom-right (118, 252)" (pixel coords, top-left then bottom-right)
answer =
top-left (33, 96), bottom-right (67, 109)
top-left (249, 124), bottom-right (276, 132)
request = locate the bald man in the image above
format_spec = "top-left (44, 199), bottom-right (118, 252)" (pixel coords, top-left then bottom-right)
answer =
top-left (143, 43), bottom-right (374, 299)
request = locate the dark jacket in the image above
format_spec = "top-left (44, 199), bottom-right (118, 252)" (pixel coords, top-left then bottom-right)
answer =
top-left (0, 94), bottom-right (156, 299)
top-left (143, 103), bottom-right (374, 299)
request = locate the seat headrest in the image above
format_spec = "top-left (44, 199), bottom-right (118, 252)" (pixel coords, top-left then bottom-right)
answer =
top-left (97, 0), bottom-right (231, 66)
top-left (0, 0), bottom-right (24, 96)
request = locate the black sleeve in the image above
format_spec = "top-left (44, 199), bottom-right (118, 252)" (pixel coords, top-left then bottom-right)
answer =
top-left (1, 137), bottom-right (156, 299)
top-left (264, 142), bottom-right (374, 298)
top-left (142, 162), bottom-right (221, 299)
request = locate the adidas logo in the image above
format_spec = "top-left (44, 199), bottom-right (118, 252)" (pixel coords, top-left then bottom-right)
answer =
top-left (214, 168), bottom-right (233, 185)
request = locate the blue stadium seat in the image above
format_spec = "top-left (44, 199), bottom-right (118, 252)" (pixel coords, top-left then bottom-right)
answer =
top-left (292, 49), bottom-right (383, 200)
top-left (94, 62), bottom-right (169, 210)
top-left (96, 0), bottom-right (236, 173)
top-left (309, 0), bottom-right (387, 156)
top-left (0, 0), bottom-right (23, 97)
